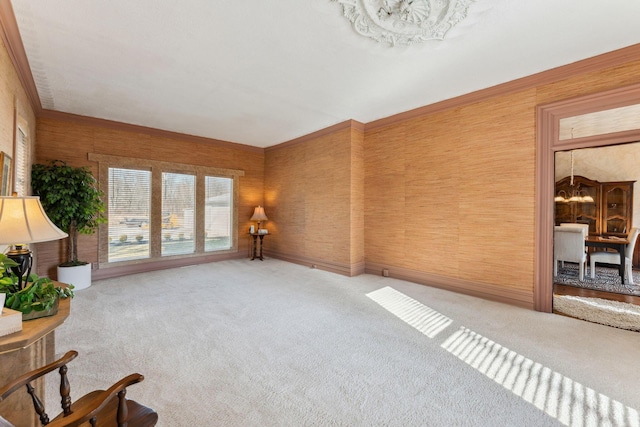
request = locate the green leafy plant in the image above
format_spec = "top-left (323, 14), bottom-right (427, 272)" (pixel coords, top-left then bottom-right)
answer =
top-left (31, 160), bottom-right (107, 267)
top-left (0, 254), bottom-right (74, 315)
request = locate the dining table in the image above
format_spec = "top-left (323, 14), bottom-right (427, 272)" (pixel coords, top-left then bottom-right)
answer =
top-left (585, 235), bottom-right (630, 283)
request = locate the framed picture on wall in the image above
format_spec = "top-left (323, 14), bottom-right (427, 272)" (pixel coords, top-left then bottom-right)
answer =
top-left (0, 151), bottom-right (12, 196)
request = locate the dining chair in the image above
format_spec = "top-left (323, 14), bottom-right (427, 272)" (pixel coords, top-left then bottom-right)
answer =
top-left (554, 226), bottom-right (588, 281)
top-left (590, 227), bottom-right (640, 285)
top-left (560, 222), bottom-right (589, 236)
top-left (558, 223), bottom-right (589, 268)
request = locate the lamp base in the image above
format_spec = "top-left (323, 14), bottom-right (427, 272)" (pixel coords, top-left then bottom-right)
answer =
top-left (7, 245), bottom-right (32, 290)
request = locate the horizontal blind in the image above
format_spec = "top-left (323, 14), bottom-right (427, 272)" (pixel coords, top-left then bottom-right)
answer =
top-left (108, 167), bottom-right (151, 262)
top-left (14, 127), bottom-right (27, 196)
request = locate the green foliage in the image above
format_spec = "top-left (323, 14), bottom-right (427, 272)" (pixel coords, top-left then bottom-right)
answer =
top-left (0, 254), bottom-right (74, 315)
top-left (31, 160), bottom-right (107, 264)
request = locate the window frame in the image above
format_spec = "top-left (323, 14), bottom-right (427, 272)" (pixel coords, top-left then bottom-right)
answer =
top-left (13, 125), bottom-right (28, 196)
top-left (90, 153), bottom-right (244, 269)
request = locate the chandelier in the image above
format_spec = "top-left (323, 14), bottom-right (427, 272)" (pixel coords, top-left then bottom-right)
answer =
top-left (332, 0), bottom-right (475, 46)
top-left (554, 151), bottom-right (595, 204)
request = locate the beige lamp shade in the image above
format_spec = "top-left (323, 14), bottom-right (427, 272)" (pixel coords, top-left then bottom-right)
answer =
top-left (0, 196), bottom-right (68, 245)
top-left (250, 206), bottom-right (268, 222)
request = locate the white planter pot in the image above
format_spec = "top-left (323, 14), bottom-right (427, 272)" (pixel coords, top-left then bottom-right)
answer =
top-left (57, 263), bottom-right (92, 290)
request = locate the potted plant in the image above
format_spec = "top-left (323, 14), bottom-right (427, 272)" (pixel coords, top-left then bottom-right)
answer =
top-left (31, 160), bottom-right (107, 290)
top-left (0, 253), bottom-right (74, 320)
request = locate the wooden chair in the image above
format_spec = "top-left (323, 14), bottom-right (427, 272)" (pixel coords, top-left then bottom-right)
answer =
top-left (0, 350), bottom-right (158, 427)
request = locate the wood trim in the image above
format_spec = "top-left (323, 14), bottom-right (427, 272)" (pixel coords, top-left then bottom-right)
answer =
top-left (266, 250), bottom-right (363, 277)
top-left (265, 120), bottom-right (365, 152)
top-left (92, 252), bottom-right (245, 281)
top-left (89, 152), bottom-right (244, 267)
top-left (0, 0), bottom-right (41, 113)
top-left (365, 262), bottom-right (534, 309)
top-left (536, 81), bottom-right (640, 312)
top-left (367, 43), bottom-right (640, 132)
top-left (87, 153), bottom-right (245, 177)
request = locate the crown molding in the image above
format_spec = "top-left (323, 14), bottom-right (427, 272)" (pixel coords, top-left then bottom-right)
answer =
top-left (0, 0), bottom-right (41, 113)
top-left (366, 43), bottom-right (640, 132)
top-left (265, 119), bottom-right (365, 152)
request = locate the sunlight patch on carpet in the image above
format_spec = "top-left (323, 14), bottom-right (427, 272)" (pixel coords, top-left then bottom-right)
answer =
top-left (366, 287), bottom-right (452, 338)
top-left (442, 327), bottom-right (639, 427)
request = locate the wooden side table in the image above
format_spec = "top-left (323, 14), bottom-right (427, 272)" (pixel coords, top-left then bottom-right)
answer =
top-left (0, 295), bottom-right (70, 427)
top-left (250, 233), bottom-right (267, 261)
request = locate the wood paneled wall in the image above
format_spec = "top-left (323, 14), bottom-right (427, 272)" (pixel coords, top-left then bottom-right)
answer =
top-left (0, 36), bottom-right (37, 264)
top-left (363, 54), bottom-right (640, 309)
top-left (0, 36), bottom-right (36, 184)
top-left (264, 121), bottom-right (365, 275)
top-left (6, 17), bottom-right (640, 308)
top-left (34, 116), bottom-right (265, 278)
top-left (364, 91), bottom-right (537, 306)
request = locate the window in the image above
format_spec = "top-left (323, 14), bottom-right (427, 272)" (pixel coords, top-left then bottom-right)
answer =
top-left (14, 127), bottom-right (28, 196)
top-left (161, 172), bottom-right (195, 256)
top-left (205, 176), bottom-right (232, 252)
top-left (91, 153), bottom-right (243, 268)
top-left (108, 168), bottom-right (151, 262)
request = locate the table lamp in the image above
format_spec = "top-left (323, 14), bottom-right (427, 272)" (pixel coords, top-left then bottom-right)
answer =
top-left (250, 205), bottom-right (268, 232)
top-left (0, 195), bottom-right (68, 290)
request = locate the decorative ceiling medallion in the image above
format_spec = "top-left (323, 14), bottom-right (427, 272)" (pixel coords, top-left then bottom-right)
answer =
top-left (332, 0), bottom-right (474, 46)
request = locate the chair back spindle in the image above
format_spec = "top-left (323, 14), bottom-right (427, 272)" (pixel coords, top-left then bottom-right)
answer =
top-left (0, 351), bottom-right (157, 426)
top-left (26, 382), bottom-right (49, 425)
top-left (59, 364), bottom-right (72, 416)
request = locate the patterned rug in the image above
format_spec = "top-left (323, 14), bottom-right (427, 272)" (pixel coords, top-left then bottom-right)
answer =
top-left (554, 262), bottom-right (640, 296)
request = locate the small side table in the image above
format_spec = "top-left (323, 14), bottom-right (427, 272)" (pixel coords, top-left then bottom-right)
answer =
top-left (250, 233), bottom-right (267, 261)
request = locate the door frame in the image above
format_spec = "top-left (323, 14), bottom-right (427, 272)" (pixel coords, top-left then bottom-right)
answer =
top-left (535, 82), bottom-right (640, 311)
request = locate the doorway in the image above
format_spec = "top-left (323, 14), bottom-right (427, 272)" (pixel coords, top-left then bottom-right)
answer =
top-left (535, 82), bottom-right (640, 312)
top-left (552, 145), bottom-right (640, 306)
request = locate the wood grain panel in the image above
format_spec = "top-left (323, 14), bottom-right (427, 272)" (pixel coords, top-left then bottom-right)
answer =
top-left (364, 89), bottom-right (538, 297)
top-left (536, 59), bottom-right (640, 107)
top-left (0, 34), bottom-right (38, 272)
top-left (456, 90), bottom-right (536, 290)
top-left (264, 123), bottom-right (364, 274)
top-left (350, 127), bottom-right (365, 271)
top-left (0, 35), bottom-right (36, 175)
top-left (364, 124), bottom-right (407, 266)
top-left (403, 108), bottom-right (461, 276)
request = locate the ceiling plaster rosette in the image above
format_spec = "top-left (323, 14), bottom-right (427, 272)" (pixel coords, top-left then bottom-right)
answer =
top-left (333, 0), bottom-right (474, 45)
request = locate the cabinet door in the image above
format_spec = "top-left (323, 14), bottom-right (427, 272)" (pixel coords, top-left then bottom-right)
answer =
top-left (554, 175), bottom-right (600, 235)
top-left (602, 182), bottom-right (633, 235)
top-left (574, 184), bottom-right (599, 235)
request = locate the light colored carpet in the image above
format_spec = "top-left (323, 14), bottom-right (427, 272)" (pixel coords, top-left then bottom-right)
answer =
top-left (554, 295), bottom-right (640, 331)
top-left (44, 259), bottom-right (640, 426)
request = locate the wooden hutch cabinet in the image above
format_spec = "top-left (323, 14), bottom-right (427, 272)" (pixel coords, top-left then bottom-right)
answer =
top-left (554, 175), bottom-right (634, 237)
top-left (601, 181), bottom-right (634, 236)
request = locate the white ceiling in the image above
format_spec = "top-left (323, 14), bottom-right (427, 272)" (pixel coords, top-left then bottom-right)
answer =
top-left (9, 0), bottom-right (640, 148)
